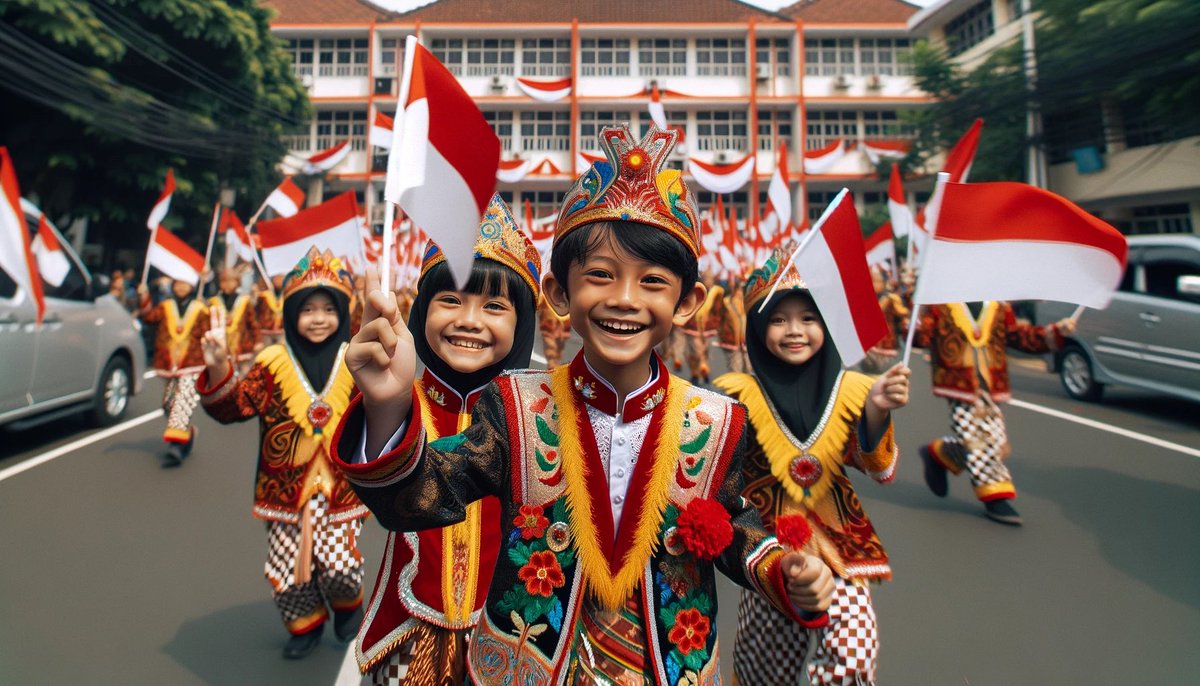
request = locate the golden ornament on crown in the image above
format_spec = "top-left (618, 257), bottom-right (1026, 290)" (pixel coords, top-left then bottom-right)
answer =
top-left (281, 247), bottom-right (355, 302)
top-left (744, 242), bottom-right (808, 309)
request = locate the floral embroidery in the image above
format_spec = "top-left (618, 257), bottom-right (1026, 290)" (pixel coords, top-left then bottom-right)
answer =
top-left (514, 504), bottom-right (550, 540)
top-left (426, 385), bottom-right (446, 407)
top-left (573, 375), bottom-right (596, 400)
top-left (641, 387), bottom-right (666, 412)
top-left (518, 550), bottom-right (565, 597)
top-left (667, 608), bottom-right (710, 655)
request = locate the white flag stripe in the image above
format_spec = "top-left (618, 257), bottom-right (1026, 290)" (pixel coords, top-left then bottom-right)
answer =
top-left (266, 187), bottom-right (300, 217)
top-left (865, 238), bottom-right (895, 269)
top-left (147, 242), bottom-right (200, 285)
top-left (146, 197), bottom-right (171, 232)
top-left (887, 198), bottom-right (913, 239)
top-left (260, 218), bottom-right (361, 276)
top-left (32, 235), bottom-right (70, 287)
top-left (399, 136), bottom-right (484, 287)
top-left (792, 229), bottom-right (869, 366)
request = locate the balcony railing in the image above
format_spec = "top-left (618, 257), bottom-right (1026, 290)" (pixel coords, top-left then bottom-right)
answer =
top-left (695, 136), bottom-right (748, 152)
top-left (284, 135), bottom-right (312, 152)
top-left (465, 64), bottom-right (515, 77)
top-left (522, 64), bottom-right (570, 77)
top-left (377, 63), bottom-right (397, 76)
top-left (292, 63), bottom-right (313, 77)
top-left (581, 64), bottom-right (631, 77)
top-left (697, 64), bottom-right (747, 77)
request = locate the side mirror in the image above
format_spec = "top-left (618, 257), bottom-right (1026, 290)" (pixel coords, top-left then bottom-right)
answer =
top-left (92, 273), bottom-right (112, 300)
top-left (1178, 274), bottom-right (1200, 297)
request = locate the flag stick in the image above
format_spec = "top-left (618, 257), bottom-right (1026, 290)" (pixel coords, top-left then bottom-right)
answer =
top-left (201, 202), bottom-right (220, 283)
top-left (381, 202), bottom-right (395, 290)
top-left (379, 35), bottom-right (418, 295)
top-left (901, 173), bottom-right (949, 368)
top-left (140, 224), bottom-right (159, 287)
top-left (756, 187), bottom-right (848, 314)
top-left (1069, 304), bottom-right (1086, 323)
top-left (245, 197), bottom-right (270, 231)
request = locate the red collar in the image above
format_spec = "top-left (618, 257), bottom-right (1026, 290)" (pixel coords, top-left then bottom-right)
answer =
top-left (419, 369), bottom-right (486, 418)
top-left (566, 350), bottom-right (670, 423)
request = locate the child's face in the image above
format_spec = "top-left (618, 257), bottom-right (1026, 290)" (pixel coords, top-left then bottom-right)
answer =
top-left (871, 268), bottom-right (885, 295)
top-left (219, 274), bottom-right (239, 294)
top-left (171, 281), bottom-right (194, 299)
top-left (296, 291), bottom-right (340, 344)
top-left (543, 233), bottom-right (703, 373)
top-left (423, 289), bottom-right (517, 374)
top-left (764, 293), bottom-right (825, 366)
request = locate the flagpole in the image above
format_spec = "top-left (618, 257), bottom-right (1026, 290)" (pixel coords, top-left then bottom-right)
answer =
top-left (201, 202), bottom-right (220, 283)
top-left (755, 187), bottom-right (848, 314)
top-left (1069, 304), bottom-right (1086, 323)
top-left (381, 35), bottom-right (419, 295)
top-left (245, 197), bottom-right (270, 231)
top-left (141, 224), bottom-right (160, 287)
top-left (901, 172), bottom-right (949, 368)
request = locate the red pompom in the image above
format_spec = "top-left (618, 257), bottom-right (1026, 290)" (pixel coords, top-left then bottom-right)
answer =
top-left (775, 514), bottom-right (813, 550)
top-left (676, 498), bottom-right (734, 560)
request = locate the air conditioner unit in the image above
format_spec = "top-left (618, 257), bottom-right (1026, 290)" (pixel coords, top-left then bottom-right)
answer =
top-left (489, 75), bottom-right (506, 91)
top-left (714, 151), bottom-right (730, 164)
top-left (374, 77), bottom-right (393, 95)
top-left (833, 74), bottom-right (850, 90)
top-left (866, 74), bottom-right (882, 90)
top-left (301, 73), bottom-right (314, 89)
top-left (755, 63), bottom-right (771, 81)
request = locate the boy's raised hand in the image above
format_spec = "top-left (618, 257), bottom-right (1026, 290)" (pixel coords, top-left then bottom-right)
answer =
top-left (346, 267), bottom-right (416, 451)
top-left (868, 362), bottom-right (911, 412)
top-left (201, 306), bottom-right (231, 379)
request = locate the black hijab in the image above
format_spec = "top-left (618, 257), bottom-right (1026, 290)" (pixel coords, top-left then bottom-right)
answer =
top-left (746, 290), bottom-right (843, 442)
top-left (407, 259), bottom-right (537, 397)
top-left (283, 286), bottom-right (352, 391)
top-left (219, 291), bottom-right (239, 311)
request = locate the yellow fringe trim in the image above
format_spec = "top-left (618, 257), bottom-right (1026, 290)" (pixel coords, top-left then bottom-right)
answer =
top-left (257, 344), bottom-right (354, 449)
top-left (551, 365), bottom-right (687, 611)
top-left (714, 371), bottom-right (872, 508)
top-left (162, 299), bottom-right (207, 344)
top-left (947, 302), bottom-right (999, 349)
top-left (695, 285), bottom-right (725, 323)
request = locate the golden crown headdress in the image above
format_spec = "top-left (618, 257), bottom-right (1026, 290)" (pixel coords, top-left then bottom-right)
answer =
top-left (420, 194), bottom-right (543, 300)
top-left (281, 247), bottom-right (354, 301)
top-left (556, 125), bottom-right (700, 257)
top-left (744, 243), bottom-right (807, 309)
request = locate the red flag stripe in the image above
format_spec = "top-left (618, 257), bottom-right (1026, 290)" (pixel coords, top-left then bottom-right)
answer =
top-left (258, 192), bottom-right (359, 248)
top-left (154, 226), bottom-right (206, 272)
top-left (825, 198), bottom-right (888, 352)
top-left (37, 215), bottom-right (61, 251)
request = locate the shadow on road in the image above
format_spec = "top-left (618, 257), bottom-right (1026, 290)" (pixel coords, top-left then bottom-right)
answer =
top-left (1019, 463), bottom-right (1200, 610)
top-left (162, 600), bottom-right (350, 685)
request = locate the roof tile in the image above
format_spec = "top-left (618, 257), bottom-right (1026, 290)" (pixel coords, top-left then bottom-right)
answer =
top-left (779, 0), bottom-right (920, 23)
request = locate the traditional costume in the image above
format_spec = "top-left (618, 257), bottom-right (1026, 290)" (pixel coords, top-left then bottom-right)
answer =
top-left (255, 285), bottom-right (285, 346)
top-left (210, 285), bottom-right (259, 366)
top-left (716, 249), bottom-right (897, 686)
top-left (862, 271), bottom-right (910, 373)
top-left (357, 196), bottom-right (542, 685)
top-left (197, 249), bottom-right (369, 648)
top-left (333, 126), bottom-right (823, 685)
top-left (913, 301), bottom-right (1068, 523)
top-left (681, 284), bottom-right (724, 385)
top-left (138, 284), bottom-right (210, 459)
top-left (714, 280), bottom-right (750, 375)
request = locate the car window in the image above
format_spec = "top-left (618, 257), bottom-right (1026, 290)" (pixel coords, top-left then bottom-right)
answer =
top-left (0, 266), bottom-right (16, 299)
top-left (23, 212), bottom-right (90, 301)
top-left (1143, 259), bottom-right (1200, 303)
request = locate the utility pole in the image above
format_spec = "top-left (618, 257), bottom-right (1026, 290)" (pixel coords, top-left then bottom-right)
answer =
top-left (1022, 0), bottom-right (1048, 188)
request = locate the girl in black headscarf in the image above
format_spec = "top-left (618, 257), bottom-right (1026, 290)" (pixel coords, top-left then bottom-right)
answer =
top-left (716, 246), bottom-right (910, 686)
top-left (351, 195), bottom-right (543, 685)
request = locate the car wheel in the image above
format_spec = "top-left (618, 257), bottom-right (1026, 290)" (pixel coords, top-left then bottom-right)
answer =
top-left (90, 356), bottom-right (132, 426)
top-left (1059, 346), bottom-right (1103, 402)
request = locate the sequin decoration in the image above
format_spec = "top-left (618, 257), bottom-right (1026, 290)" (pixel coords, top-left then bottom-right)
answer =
top-left (789, 453), bottom-right (824, 489)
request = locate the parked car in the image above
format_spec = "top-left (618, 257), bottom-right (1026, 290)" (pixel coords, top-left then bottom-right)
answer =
top-left (0, 200), bottom-right (145, 431)
top-left (1037, 234), bottom-right (1200, 403)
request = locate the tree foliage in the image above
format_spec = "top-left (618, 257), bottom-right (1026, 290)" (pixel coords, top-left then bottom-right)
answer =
top-left (0, 0), bottom-right (310, 267)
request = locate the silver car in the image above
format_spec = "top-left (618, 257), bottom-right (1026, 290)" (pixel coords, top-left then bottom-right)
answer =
top-left (0, 200), bottom-right (145, 430)
top-left (1039, 234), bottom-right (1200, 402)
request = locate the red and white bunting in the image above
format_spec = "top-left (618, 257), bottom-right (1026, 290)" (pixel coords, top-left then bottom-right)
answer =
top-left (774, 190), bottom-right (888, 367)
top-left (302, 140), bottom-right (350, 175)
top-left (265, 177), bottom-right (306, 218)
top-left (146, 226), bottom-right (205, 286)
top-left (146, 168), bottom-right (175, 231)
top-left (648, 83), bottom-right (668, 130)
top-left (385, 37), bottom-right (500, 288)
top-left (861, 140), bottom-right (910, 165)
top-left (864, 220), bottom-right (896, 270)
top-left (497, 158), bottom-right (533, 184)
top-left (765, 141), bottom-right (793, 231)
top-left (31, 215), bottom-right (70, 288)
top-left (221, 210), bottom-right (256, 269)
top-left (0, 149), bottom-right (45, 323)
top-left (687, 153), bottom-right (755, 194)
top-left (914, 180), bottom-right (1128, 309)
top-left (256, 191), bottom-right (364, 276)
top-left (515, 77), bottom-right (572, 102)
top-left (803, 140), bottom-right (846, 174)
top-left (370, 110), bottom-right (395, 150)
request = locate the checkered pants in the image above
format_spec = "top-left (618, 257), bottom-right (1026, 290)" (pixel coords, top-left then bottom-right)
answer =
top-left (369, 649), bottom-right (411, 686)
top-left (265, 493), bottom-right (365, 634)
top-left (733, 576), bottom-right (878, 686)
top-left (162, 372), bottom-right (200, 443)
top-left (936, 393), bottom-right (1014, 500)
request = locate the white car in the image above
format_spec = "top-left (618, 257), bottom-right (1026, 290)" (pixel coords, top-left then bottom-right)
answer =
top-left (0, 200), bottom-right (145, 430)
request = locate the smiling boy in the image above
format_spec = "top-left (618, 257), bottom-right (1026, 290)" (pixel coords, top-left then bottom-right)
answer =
top-left (331, 126), bottom-right (834, 684)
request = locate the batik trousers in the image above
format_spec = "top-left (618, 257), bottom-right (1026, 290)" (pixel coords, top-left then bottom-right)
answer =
top-left (162, 372), bottom-right (200, 444)
top-left (929, 392), bottom-right (1016, 501)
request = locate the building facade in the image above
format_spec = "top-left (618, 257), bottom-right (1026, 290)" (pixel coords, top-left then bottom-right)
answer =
top-left (266, 0), bottom-right (925, 236)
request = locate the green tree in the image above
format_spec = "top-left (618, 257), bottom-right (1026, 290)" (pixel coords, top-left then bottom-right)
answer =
top-left (0, 0), bottom-right (310, 269)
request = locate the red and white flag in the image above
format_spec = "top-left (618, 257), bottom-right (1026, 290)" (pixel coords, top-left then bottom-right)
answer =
top-left (146, 226), bottom-right (205, 286)
top-left (862, 140), bottom-right (910, 165)
top-left (257, 191), bottom-right (364, 276)
top-left (864, 220), bottom-right (895, 270)
top-left (687, 153), bottom-right (755, 194)
top-left (265, 177), bottom-right (305, 218)
top-left (0, 148), bottom-right (45, 323)
top-left (146, 168), bottom-right (175, 231)
top-left (370, 110), bottom-right (395, 150)
top-left (886, 164), bottom-right (914, 239)
top-left (497, 158), bottom-right (533, 184)
top-left (914, 181), bottom-right (1128, 308)
top-left (515, 77), bottom-right (572, 102)
top-left (803, 140), bottom-right (846, 174)
top-left (648, 83), bottom-right (668, 130)
top-left (770, 189), bottom-right (888, 367)
top-left (385, 36), bottom-right (500, 287)
top-left (765, 141), bottom-right (793, 230)
top-left (221, 210), bottom-right (256, 269)
top-left (33, 215), bottom-right (71, 287)
top-left (943, 118), bottom-right (983, 184)
top-left (302, 140), bottom-right (350, 175)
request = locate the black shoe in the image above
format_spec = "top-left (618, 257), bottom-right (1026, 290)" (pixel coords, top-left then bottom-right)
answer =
top-left (983, 499), bottom-right (1023, 526)
top-left (180, 428), bottom-right (196, 458)
top-left (333, 607), bottom-right (363, 643)
top-left (161, 444), bottom-right (184, 469)
top-left (282, 624), bottom-right (324, 659)
top-left (919, 445), bottom-right (948, 498)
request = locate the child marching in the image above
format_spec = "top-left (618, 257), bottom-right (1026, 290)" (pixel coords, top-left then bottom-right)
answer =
top-left (197, 248), bottom-right (369, 658)
top-left (209, 266), bottom-right (260, 369)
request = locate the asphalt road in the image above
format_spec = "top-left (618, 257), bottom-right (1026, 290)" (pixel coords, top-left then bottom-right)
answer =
top-left (1, 347), bottom-right (1196, 685)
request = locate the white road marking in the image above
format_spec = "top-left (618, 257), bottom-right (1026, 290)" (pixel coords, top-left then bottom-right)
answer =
top-left (1008, 398), bottom-right (1200, 458)
top-left (143, 370), bottom-right (158, 380)
top-left (531, 352), bottom-right (547, 365)
top-left (0, 409), bottom-right (164, 484)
